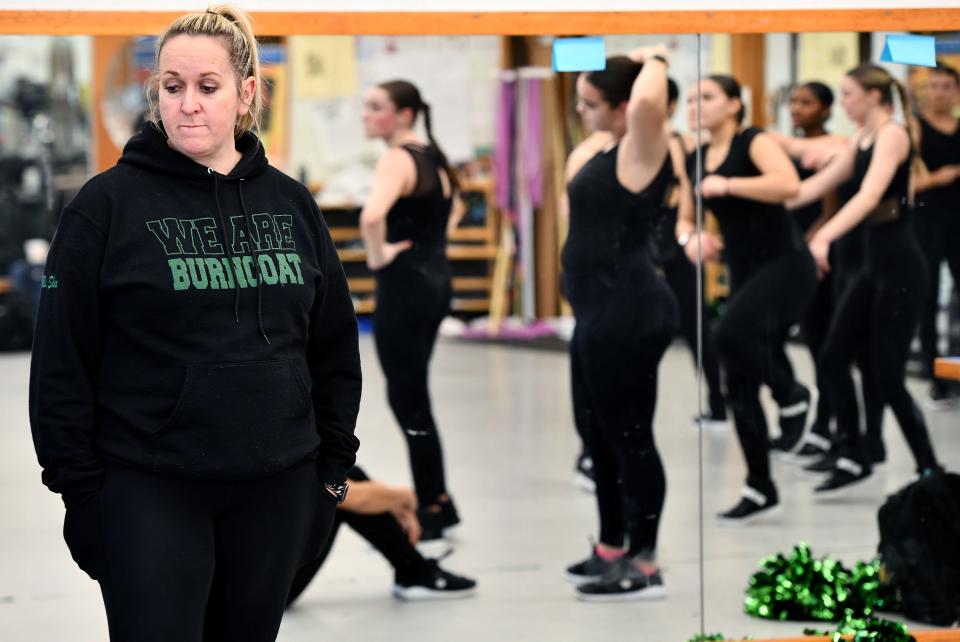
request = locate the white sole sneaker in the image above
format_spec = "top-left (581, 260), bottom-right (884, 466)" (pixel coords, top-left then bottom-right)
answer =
top-left (566, 571), bottom-right (604, 586)
top-left (575, 585), bottom-right (667, 602)
top-left (392, 585), bottom-right (476, 601)
top-left (814, 473), bottom-right (874, 498)
top-left (716, 503), bottom-right (783, 526)
top-left (689, 417), bottom-right (731, 431)
top-left (574, 472), bottom-right (596, 493)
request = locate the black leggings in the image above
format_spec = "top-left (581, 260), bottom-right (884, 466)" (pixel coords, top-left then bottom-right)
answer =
top-left (96, 461), bottom-right (329, 642)
top-left (661, 247), bottom-right (726, 418)
top-left (804, 260), bottom-right (885, 442)
top-left (287, 466), bottom-right (424, 606)
top-left (914, 206), bottom-right (960, 379)
top-left (802, 269), bottom-right (836, 434)
top-left (819, 225), bottom-right (938, 470)
top-left (567, 267), bottom-right (676, 557)
top-left (374, 259), bottom-right (452, 507)
top-left (713, 250), bottom-right (817, 492)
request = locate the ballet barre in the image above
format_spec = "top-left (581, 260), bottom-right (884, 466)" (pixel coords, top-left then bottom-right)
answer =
top-left (934, 357), bottom-right (960, 381)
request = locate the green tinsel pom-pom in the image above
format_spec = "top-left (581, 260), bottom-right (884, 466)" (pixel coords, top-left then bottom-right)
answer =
top-left (744, 543), bottom-right (899, 621)
top-left (831, 613), bottom-right (915, 642)
top-left (687, 635), bottom-right (726, 642)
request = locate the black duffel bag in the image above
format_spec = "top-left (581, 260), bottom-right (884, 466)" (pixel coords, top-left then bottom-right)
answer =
top-left (878, 470), bottom-right (960, 626)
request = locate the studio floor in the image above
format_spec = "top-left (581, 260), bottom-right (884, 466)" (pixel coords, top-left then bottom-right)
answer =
top-left (1, 335), bottom-right (957, 641)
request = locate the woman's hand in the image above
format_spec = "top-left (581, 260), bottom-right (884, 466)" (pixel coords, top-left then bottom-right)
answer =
top-left (366, 240), bottom-right (412, 271)
top-left (628, 44), bottom-right (669, 64)
top-left (391, 506), bottom-right (422, 546)
top-left (930, 164), bottom-right (960, 188)
top-left (684, 231), bottom-right (724, 264)
top-left (808, 235), bottom-right (831, 279)
top-left (699, 175), bottom-right (730, 199)
top-left (800, 143), bottom-right (843, 171)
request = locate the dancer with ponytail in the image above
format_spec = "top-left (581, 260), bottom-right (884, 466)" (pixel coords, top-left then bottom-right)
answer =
top-left (789, 64), bottom-right (942, 494)
top-left (30, 6), bottom-right (361, 640)
top-left (562, 46), bottom-right (678, 601)
top-left (770, 83), bottom-right (887, 470)
top-left (677, 75), bottom-right (817, 523)
top-left (360, 80), bottom-right (461, 541)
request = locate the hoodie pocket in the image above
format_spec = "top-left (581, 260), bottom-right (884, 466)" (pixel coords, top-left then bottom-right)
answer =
top-left (149, 360), bottom-right (316, 475)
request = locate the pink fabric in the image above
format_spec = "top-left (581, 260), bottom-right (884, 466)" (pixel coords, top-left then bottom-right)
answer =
top-left (493, 79), bottom-right (516, 218)
top-left (521, 78), bottom-right (544, 209)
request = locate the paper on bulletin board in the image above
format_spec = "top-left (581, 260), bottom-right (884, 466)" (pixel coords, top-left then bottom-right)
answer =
top-left (798, 33), bottom-right (859, 92)
top-left (290, 36), bottom-right (358, 99)
top-left (357, 41), bottom-right (476, 163)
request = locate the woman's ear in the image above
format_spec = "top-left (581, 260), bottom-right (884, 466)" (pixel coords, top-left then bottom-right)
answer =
top-left (238, 76), bottom-right (256, 116)
top-left (399, 106), bottom-right (416, 129)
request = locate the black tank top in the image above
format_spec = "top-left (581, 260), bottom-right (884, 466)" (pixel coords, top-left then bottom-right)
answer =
top-left (562, 145), bottom-right (673, 276)
top-left (385, 145), bottom-right (452, 265)
top-left (687, 127), bottom-right (803, 276)
top-left (850, 125), bottom-right (912, 229)
top-left (792, 159), bottom-right (822, 233)
top-left (832, 165), bottom-right (866, 276)
top-left (917, 115), bottom-right (960, 209)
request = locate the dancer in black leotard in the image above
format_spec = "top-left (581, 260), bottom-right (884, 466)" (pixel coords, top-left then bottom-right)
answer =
top-left (565, 78), bottom-right (727, 496)
top-left (360, 80), bottom-right (463, 541)
top-left (653, 78), bottom-right (728, 429)
top-left (562, 46), bottom-right (677, 601)
top-left (770, 82), bottom-right (840, 459)
top-left (789, 64), bottom-right (942, 494)
top-left (913, 61), bottom-right (960, 407)
top-left (678, 75), bottom-right (817, 523)
top-left (772, 87), bottom-right (887, 469)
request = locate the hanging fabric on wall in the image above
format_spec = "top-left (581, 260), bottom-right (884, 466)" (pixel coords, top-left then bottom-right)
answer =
top-left (493, 73), bottom-right (517, 221)
top-left (490, 68), bottom-right (550, 324)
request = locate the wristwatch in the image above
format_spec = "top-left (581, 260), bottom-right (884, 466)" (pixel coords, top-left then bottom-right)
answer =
top-left (677, 232), bottom-right (693, 248)
top-left (324, 481), bottom-right (349, 504)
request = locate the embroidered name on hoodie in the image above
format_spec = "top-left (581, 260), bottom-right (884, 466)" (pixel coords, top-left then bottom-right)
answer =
top-left (146, 213), bottom-right (304, 291)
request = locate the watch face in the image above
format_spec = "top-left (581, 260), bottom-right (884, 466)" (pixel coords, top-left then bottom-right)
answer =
top-left (326, 482), bottom-right (348, 504)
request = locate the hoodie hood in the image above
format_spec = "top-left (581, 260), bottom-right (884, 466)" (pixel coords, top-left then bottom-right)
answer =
top-left (119, 122), bottom-right (269, 181)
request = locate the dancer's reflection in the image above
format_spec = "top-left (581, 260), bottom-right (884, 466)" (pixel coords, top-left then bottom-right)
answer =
top-left (562, 46), bottom-right (677, 600)
top-left (789, 64), bottom-right (943, 494)
top-left (912, 61), bottom-right (960, 408)
top-left (678, 75), bottom-right (817, 523)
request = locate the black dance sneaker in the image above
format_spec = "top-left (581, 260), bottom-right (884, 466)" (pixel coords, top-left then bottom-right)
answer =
top-left (439, 497), bottom-right (461, 532)
top-left (717, 486), bottom-right (781, 525)
top-left (772, 385), bottom-right (813, 454)
top-left (864, 436), bottom-right (886, 465)
top-left (801, 452), bottom-right (838, 477)
top-left (925, 379), bottom-right (958, 411)
top-left (575, 557), bottom-right (666, 602)
top-left (814, 457), bottom-right (872, 496)
top-left (393, 558), bottom-right (477, 601)
top-left (690, 411), bottom-right (731, 431)
top-left (418, 508), bottom-right (446, 542)
top-left (574, 453), bottom-right (596, 493)
top-left (565, 544), bottom-right (619, 585)
top-left (789, 432), bottom-right (832, 463)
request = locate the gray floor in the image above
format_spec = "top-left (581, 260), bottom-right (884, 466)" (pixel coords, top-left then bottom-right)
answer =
top-left (1, 336), bottom-right (957, 641)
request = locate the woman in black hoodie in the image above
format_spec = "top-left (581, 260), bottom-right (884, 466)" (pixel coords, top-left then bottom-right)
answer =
top-left (28, 6), bottom-right (361, 641)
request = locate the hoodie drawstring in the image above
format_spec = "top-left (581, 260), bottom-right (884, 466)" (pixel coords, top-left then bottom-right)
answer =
top-left (208, 168), bottom-right (241, 324)
top-left (208, 168), bottom-right (271, 345)
top-left (238, 179), bottom-right (270, 345)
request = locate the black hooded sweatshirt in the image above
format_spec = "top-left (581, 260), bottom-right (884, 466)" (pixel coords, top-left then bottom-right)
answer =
top-left (29, 124), bottom-right (361, 509)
